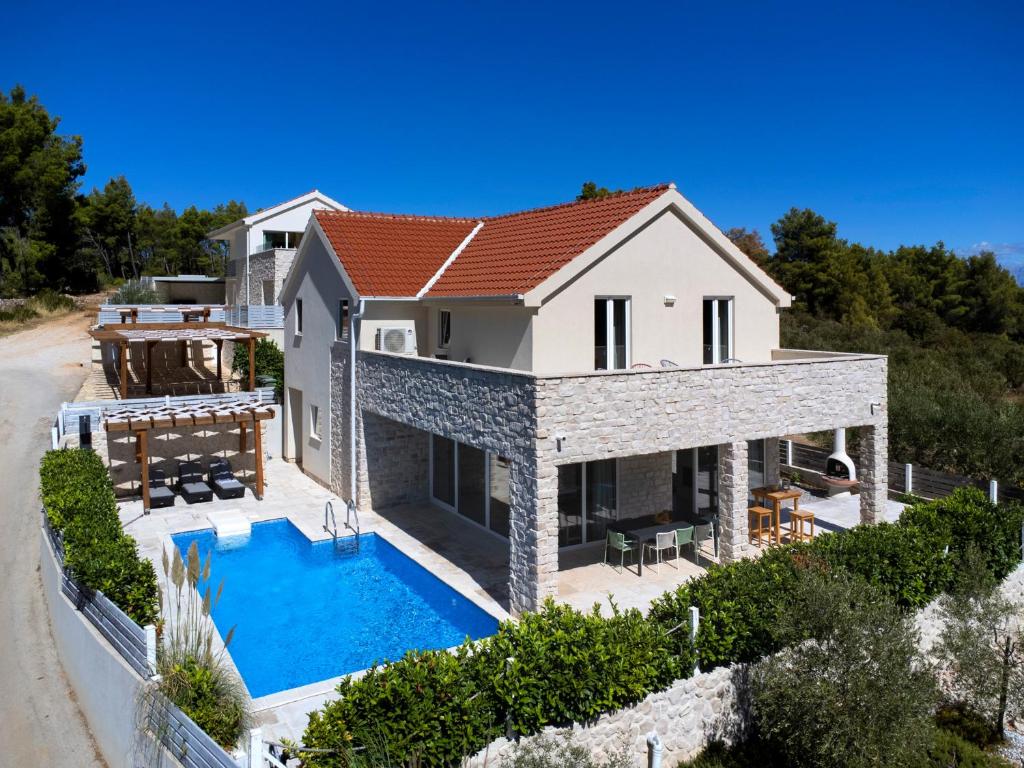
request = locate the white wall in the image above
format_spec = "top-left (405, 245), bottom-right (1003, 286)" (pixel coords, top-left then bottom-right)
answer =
top-left (531, 209), bottom-right (781, 374)
top-left (283, 235), bottom-right (351, 485)
top-left (424, 302), bottom-right (534, 369)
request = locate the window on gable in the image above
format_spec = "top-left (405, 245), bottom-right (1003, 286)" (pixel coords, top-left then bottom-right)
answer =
top-left (437, 310), bottom-right (451, 349)
top-left (295, 298), bottom-right (303, 334)
top-left (338, 299), bottom-right (350, 341)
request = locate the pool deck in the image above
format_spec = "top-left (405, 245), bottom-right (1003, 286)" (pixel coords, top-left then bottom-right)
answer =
top-left (117, 460), bottom-right (903, 742)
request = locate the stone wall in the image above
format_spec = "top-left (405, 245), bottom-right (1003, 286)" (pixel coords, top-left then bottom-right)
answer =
top-left (465, 664), bottom-right (741, 768)
top-left (246, 249), bottom-right (295, 306)
top-left (618, 452), bottom-right (673, 519)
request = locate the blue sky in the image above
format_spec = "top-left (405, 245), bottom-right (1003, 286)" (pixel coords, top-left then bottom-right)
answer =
top-left (3, 1), bottom-right (1022, 267)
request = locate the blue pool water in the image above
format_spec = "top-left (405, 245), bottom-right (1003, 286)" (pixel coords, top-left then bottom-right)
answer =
top-left (171, 520), bottom-right (498, 698)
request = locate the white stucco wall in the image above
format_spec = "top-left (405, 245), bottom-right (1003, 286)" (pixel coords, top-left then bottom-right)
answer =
top-left (530, 209), bottom-right (781, 374)
top-left (283, 234), bottom-right (351, 485)
top-left (423, 302), bottom-right (534, 369)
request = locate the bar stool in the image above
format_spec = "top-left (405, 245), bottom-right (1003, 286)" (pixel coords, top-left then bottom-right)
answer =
top-left (749, 506), bottom-right (774, 547)
top-left (789, 509), bottom-right (815, 542)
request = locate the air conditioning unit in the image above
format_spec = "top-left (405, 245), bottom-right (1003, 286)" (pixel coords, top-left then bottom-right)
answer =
top-left (375, 326), bottom-right (417, 355)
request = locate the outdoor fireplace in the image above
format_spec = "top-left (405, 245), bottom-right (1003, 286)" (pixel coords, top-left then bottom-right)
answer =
top-left (823, 428), bottom-right (858, 496)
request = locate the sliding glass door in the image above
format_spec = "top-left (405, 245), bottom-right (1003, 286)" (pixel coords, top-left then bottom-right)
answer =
top-left (557, 459), bottom-right (618, 547)
top-left (430, 435), bottom-right (509, 539)
top-left (673, 446), bottom-right (719, 520)
top-left (595, 297), bottom-right (630, 370)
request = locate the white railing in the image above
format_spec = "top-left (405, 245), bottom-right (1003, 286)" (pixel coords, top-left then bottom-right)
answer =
top-left (55, 388), bottom-right (275, 443)
top-left (97, 304), bottom-right (227, 325)
top-left (225, 304), bottom-right (284, 329)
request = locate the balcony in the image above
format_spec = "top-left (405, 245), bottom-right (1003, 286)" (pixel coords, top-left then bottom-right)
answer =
top-left (351, 348), bottom-right (887, 465)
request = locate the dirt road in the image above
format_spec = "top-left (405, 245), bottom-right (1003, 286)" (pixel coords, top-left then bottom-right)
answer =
top-left (0, 311), bottom-right (106, 766)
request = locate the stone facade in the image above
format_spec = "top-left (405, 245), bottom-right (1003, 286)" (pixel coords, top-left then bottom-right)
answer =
top-left (718, 441), bottom-right (752, 562)
top-left (857, 422), bottom-right (888, 524)
top-left (336, 349), bottom-right (889, 612)
top-left (246, 249), bottom-right (296, 306)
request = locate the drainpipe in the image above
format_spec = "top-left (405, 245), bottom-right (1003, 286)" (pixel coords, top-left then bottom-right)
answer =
top-left (244, 228), bottom-right (251, 306)
top-left (647, 732), bottom-right (663, 768)
top-left (349, 298), bottom-right (365, 511)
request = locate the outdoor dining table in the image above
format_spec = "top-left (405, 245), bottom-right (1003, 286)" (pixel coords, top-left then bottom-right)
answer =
top-left (608, 520), bottom-right (692, 576)
top-left (751, 486), bottom-right (802, 545)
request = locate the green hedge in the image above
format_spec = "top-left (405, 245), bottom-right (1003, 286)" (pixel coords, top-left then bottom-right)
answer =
top-left (40, 449), bottom-right (159, 625)
top-left (302, 488), bottom-right (1024, 767)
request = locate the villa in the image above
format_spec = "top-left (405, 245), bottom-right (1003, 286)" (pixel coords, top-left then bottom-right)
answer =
top-left (279, 183), bottom-right (889, 615)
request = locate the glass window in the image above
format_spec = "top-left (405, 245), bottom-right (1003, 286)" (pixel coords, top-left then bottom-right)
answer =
top-left (295, 299), bottom-right (303, 334)
top-left (748, 439), bottom-right (766, 500)
top-left (595, 298), bottom-right (629, 370)
top-left (438, 310), bottom-right (451, 349)
top-left (697, 446), bottom-right (719, 517)
top-left (338, 300), bottom-right (350, 341)
top-left (586, 459), bottom-right (617, 542)
top-left (431, 435), bottom-right (455, 507)
top-left (558, 464), bottom-right (583, 547)
top-left (309, 404), bottom-right (320, 440)
top-left (488, 454), bottom-right (511, 538)
top-left (702, 298), bottom-right (733, 364)
top-left (263, 231), bottom-right (287, 250)
top-left (457, 444), bottom-right (486, 526)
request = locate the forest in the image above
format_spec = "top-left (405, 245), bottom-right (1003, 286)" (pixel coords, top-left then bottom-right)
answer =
top-left (726, 215), bottom-right (1024, 487)
top-left (0, 85), bottom-right (246, 295)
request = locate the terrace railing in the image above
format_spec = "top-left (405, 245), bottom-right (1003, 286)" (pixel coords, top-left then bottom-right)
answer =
top-left (779, 438), bottom-right (1024, 504)
top-left (225, 304), bottom-right (284, 329)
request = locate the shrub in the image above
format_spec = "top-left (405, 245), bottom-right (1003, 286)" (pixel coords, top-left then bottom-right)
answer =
top-left (749, 569), bottom-right (937, 768)
top-left (927, 728), bottom-right (1013, 768)
top-left (109, 280), bottom-right (159, 305)
top-left (807, 519), bottom-right (953, 608)
top-left (40, 449), bottom-right (159, 626)
top-left (935, 703), bottom-right (999, 750)
top-left (232, 337), bottom-right (284, 399)
top-left (157, 543), bottom-right (252, 750)
top-left (303, 644), bottom-right (496, 767)
top-left (32, 288), bottom-right (75, 312)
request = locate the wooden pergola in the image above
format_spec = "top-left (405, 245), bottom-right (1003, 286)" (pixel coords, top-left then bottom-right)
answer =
top-left (89, 323), bottom-right (267, 399)
top-left (103, 400), bottom-right (275, 511)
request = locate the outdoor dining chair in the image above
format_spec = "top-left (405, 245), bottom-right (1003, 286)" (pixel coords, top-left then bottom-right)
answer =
top-left (603, 530), bottom-right (635, 574)
top-left (643, 531), bottom-right (677, 574)
top-left (674, 525), bottom-right (697, 563)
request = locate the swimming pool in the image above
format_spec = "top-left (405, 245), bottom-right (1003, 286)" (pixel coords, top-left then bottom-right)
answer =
top-left (171, 520), bottom-right (498, 698)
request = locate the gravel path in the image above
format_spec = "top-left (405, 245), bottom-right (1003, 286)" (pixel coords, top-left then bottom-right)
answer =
top-left (0, 311), bottom-right (105, 766)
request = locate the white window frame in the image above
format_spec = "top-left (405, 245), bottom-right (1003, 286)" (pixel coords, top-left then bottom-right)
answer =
top-left (437, 309), bottom-right (451, 350)
top-left (295, 298), bottom-right (303, 335)
top-left (595, 296), bottom-right (631, 371)
top-left (703, 296), bottom-right (734, 365)
top-left (309, 404), bottom-right (320, 440)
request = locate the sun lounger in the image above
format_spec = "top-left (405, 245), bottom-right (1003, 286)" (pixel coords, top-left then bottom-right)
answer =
top-left (148, 468), bottom-right (176, 509)
top-left (178, 460), bottom-right (213, 504)
top-left (209, 458), bottom-right (245, 500)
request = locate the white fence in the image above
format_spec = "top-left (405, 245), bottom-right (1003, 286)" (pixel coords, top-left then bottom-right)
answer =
top-left (97, 305), bottom-right (228, 325)
top-left (225, 305), bottom-right (284, 329)
top-left (41, 516), bottom-right (242, 768)
top-left (54, 389), bottom-right (276, 447)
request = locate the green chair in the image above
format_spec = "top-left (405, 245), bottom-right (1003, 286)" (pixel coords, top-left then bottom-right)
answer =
top-left (675, 526), bottom-right (697, 563)
top-left (604, 530), bottom-right (635, 573)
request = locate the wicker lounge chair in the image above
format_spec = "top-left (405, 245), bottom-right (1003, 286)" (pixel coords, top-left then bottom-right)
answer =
top-left (147, 468), bottom-right (176, 509)
top-left (209, 458), bottom-right (245, 500)
top-left (177, 461), bottom-right (213, 504)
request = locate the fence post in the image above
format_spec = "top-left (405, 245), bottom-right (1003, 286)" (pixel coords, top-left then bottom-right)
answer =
top-left (905, 464), bottom-right (913, 496)
top-left (989, 479), bottom-right (998, 504)
top-left (785, 439), bottom-right (793, 467)
top-left (689, 606), bottom-right (700, 674)
top-left (145, 624), bottom-right (157, 676)
top-left (247, 727), bottom-right (263, 768)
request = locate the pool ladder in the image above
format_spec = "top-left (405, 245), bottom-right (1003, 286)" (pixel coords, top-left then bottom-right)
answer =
top-left (324, 500), bottom-right (360, 552)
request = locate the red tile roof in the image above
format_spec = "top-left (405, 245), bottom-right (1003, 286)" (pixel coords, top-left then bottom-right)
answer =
top-left (314, 211), bottom-right (476, 297)
top-left (315, 184), bottom-right (671, 298)
top-left (428, 184), bottom-right (671, 297)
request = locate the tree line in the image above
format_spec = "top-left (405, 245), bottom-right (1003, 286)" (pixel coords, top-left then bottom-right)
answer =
top-left (726, 213), bottom-right (1024, 486)
top-left (0, 85), bottom-right (246, 296)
